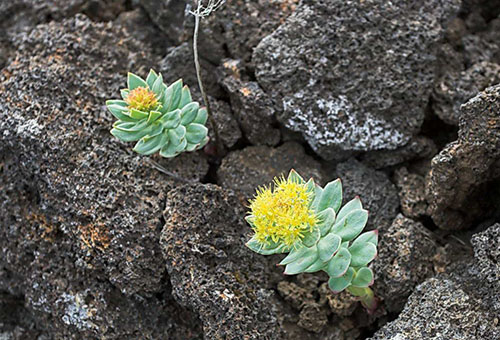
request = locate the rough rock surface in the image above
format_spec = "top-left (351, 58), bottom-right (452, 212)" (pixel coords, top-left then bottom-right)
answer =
top-left (426, 84), bottom-right (500, 230)
top-left (253, 0), bottom-right (460, 158)
top-left (394, 168), bottom-right (429, 219)
top-left (372, 214), bottom-right (439, 312)
top-left (360, 136), bottom-right (437, 170)
top-left (160, 184), bottom-right (284, 339)
top-left (433, 61), bottom-right (500, 125)
top-left (217, 143), bottom-right (324, 196)
top-left (370, 223), bottom-right (500, 339)
top-left (336, 159), bottom-right (399, 231)
top-left (0, 15), bottom-right (206, 339)
top-left (220, 71), bottom-right (280, 146)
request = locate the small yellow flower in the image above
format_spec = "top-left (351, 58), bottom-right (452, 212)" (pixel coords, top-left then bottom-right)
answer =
top-left (125, 87), bottom-right (159, 112)
top-left (248, 175), bottom-right (318, 247)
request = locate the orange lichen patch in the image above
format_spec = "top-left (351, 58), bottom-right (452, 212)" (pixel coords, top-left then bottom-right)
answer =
top-left (222, 60), bottom-right (241, 79)
top-left (240, 87), bottom-right (251, 97)
top-left (26, 213), bottom-right (57, 242)
top-left (125, 87), bottom-right (159, 112)
top-left (78, 222), bottom-right (111, 252)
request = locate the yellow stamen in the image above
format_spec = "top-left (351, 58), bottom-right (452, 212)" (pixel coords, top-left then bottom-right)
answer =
top-left (248, 175), bottom-right (318, 247)
top-left (125, 87), bottom-right (159, 112)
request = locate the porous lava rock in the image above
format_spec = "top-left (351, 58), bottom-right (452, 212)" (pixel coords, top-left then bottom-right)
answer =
top-left (253, 0), bottom-right (460, 158)
top-left (426, 84), bottom-right (500, 230)
top-left (0, 15), bottom-right (205, 339)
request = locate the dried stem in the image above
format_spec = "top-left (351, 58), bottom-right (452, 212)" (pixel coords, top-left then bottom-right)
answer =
top-left (191, 0), bottom-right (225, 154)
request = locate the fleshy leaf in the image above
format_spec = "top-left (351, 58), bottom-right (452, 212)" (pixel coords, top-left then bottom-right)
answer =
top-left (246, 236), bottom-right (287, 255)
top-left (316, 208), bottom-right (336, 236)
top-left (193, 107), bottom-right (208, 125)
top-left (328, 267), bottom-right (355, 293)
top-left (351, 267), bottom-right (374, 288)
top-left (152, 73), bottom-right (164, 97)
top-left (284, 246), bottom-right (318, 275)
top-left (127, 72), bottom-right (148, 90)
top-left (330, 209), bottom-right (368, 241)
top-left (106, 104), bottom-right (135, 122)
top-left (133, 133), bottom-right (168, 155)
top-left (146, 69), bottom-right (158, 88)
top-left (279, 246), bottom-right (309, 265)
top-left (301, 227), bottom-right (320, 247)
top-left (288, 169), bottom-right (305, 184)
top-left (316, 179), bottom-right (342, 213)
top-left (351, 230), bottom-right (378, 248)
top-left (326, 247), bottom-right (351, 278)
top-left (337, 197), bottom-right (363, 221)
top-left (180, 102), bottom-right (200, 125)
top-left (349, 242), bottom-right (377, 267)
top-left (317, 233), bottom-right (341, 262)
top-left (179, 85), bottom-right (193, 108)
top-left (304, 258), bottom-right (326, 273)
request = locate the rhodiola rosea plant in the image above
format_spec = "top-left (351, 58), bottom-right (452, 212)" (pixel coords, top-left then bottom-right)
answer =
top-left (106, 70), bottom-right (209, 158)
top-left (246, 169), bottom-right (378, 312)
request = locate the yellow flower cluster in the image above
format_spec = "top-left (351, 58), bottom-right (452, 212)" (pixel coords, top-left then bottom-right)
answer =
top-left (125, 87), bottom-right (159, 112)
top-left (249, 176), bottom-right (318, 247)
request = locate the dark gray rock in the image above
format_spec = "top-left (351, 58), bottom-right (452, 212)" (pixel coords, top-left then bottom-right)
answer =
top-left (217, 142), bottom-right (324, 197)
top-left (426, 84), bottom-right (500, 230)
top-left (462, 16), bottom-right (500, 65)
top-left (220, 72), bottom-right (280, 146)
top-left (433, 61), bottom-right (500, 125)
top-left (336, 159), bottom-right (399, 231)
top-left (372, 214), bottom-right (439, 313)
top-left (160, 184), bottom-right (284, 339)
top-left (253, 0), bottom-right (460, 158)
top-left (360, 136), bottom-right (437, 170)
top-left (0, 15), bottom-right (205, 339)
top-left (394, 167), bottom-right (429, 219)
top-left (370, 223), bottom-right (500, 340)
top-left (297, 303), bottom-right (328, 333)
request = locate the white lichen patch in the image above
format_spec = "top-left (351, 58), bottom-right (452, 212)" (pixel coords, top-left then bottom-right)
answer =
top-left (282, 91), bottom-right (409, 156)
top-left (56, 291), bottom-right (99, 331)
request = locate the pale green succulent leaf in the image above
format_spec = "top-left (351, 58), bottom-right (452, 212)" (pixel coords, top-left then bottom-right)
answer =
top-left (161, 109), bottom-right (181, 129)
top-left (317, 179), bottom-right (342, 213)
top-left (147, 110), bottom-right (163, 124)
top-left (326, 247), bottom-right (351, 278)
top-left (351, 267), bottom-right (374, 288)
top-left (301, 227), bottom-right (320, 247)
top-left (107, 104), bottom-right (135, 122)
top-left (180, 102), bottom-right (200, 125)
top-left (304, 258), bottom-right (327, 273)
top-left (351, 230), bottom-right (378, 248)
top-left (310, 184), bottom-right (323, 210)
top-left (152, 73), bottom-right (164, 97)
top-left (246, 236), bottom-right (288, 255)
top-left (331, 209), bottom-right (368, 241)
top-left (133, 133), bottom-right (168, 155)
top-left (305, 178), bottom-right (316, 194)
top-left (349, 242), bottom-right (377, 267)
top-left (146, 69), bottom-right (158, 88)
top-left (287, 169), bottom-right (305, 184)
top-left (185, 123), bottom-right (208, 144)
top-left (328, 267), bottom-right (355, 293)
top-left (168, 125), bottom-right (186, 146)
top-left (193, 107), bottom-right (208, 125)
top-left (317, 233), bottom-right (341, 262)
top-left (179, 85), bottom-right (193, 108)
top-left (111, 127), bottom-right (150, 142)
top-left (127, 72), bottom-right (147, 90)
top-left (316, 207), bottom-right (336, 236)
top-left (129, 108), bottom-right (149, 120)
top-left (120, 89), bottom-right (130, 100)
top-left (284, 246), bottom-right (318, 275)
top-left (279, 245), bottom-right (309, 265)
top-left (337, 197), bottom-right (363, 221)
top-left (113, 119), bottom-right (149, 132)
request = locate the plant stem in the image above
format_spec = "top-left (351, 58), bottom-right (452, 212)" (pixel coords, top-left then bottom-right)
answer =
top-left (193, 3), bottom-right (222, 153)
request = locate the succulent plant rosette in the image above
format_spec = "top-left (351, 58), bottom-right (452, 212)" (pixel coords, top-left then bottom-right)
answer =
top-left (106, 70), bottom-right (209, 158)
top-left (246, 169), bottom-right (378, 312)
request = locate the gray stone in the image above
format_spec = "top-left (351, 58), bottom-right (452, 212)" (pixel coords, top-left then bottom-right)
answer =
top-left (433, 61), bottom-right (500, 125)
top-left (160, 184), bottom-right (284, 339)
top-left (394, 167), bottom-right (429, 219)
top-left (220, 73), bottom-right (280, 146)
top-left (297, 303), bottom-right (328, 333)
top-left (253, 0), bottom-right (460, 158)
top-left (0, 15), bottom-right (205, 339)
top-left (426, 84), bottom-right (500, 230)
top-left (360, 136), bottom-right (437, 170)
top-left (462, 16), bottom-right (500, 65)
top-left (372, 214), bottom-right (439, 313)
top-left (336, 159), bottom-right (399, 231)
top-left (369, 223), bottom-right (500, 340)
top-left (217, 142), bottom-right (324, 197)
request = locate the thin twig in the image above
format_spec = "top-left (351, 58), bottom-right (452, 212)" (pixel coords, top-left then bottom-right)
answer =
top-left (191, 0), bottom-right (225, 154)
